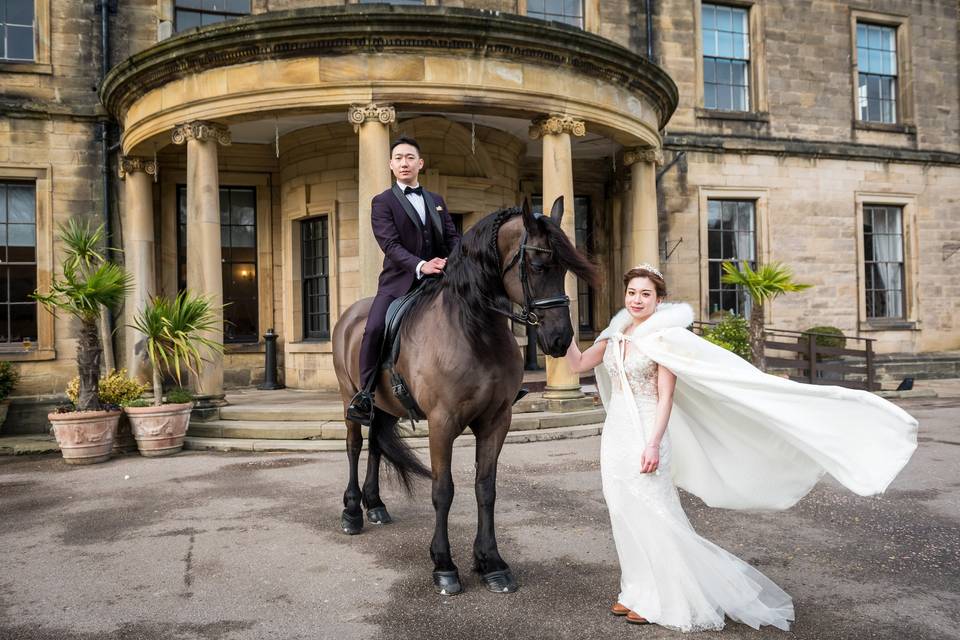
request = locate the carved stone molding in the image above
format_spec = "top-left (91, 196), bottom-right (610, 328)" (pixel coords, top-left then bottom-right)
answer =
top-left (528, 114), bottom-right (587, 140)
top-left (117, 156), bottom-right (158, 179)
top-left (347, 103), bottom-right (396, 133)
top-left (171, 121), bottom-right (232, 146)
top-left (623, 147), bottom-right (664, 167)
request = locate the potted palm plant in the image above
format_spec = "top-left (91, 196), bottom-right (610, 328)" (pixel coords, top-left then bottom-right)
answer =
top-left (65, 369), bottom-right (149, 453)
top-left (125, 291), bottom-right (222, 456)
top-left (33, 219), bottom-right (132, 464)
top-left (720, 261), bottom-right (812, 371)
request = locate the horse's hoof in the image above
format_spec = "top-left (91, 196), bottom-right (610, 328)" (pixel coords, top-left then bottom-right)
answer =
top-left (481, 569), bottom-right (518, 593)
top-left (366, 506), bottom-right (392, 525)
top-left (432, 570), bottom-right (463, 596)
top-left (340, 510), bottom-right (363, 535)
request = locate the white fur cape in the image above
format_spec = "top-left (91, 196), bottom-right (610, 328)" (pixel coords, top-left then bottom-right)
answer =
top-left (593, 303), bottom-right (918, 510)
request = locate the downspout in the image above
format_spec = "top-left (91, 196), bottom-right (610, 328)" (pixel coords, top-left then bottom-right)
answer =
top-left (98, 0), bottom-right (116, 371)
top-left (645, 0), bottom-right (654, 60)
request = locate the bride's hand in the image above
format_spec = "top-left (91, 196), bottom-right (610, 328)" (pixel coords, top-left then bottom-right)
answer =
top-left (641, 443), bottom-right (660, 474)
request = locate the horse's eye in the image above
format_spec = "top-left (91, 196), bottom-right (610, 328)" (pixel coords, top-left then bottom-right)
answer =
top-left (530, 262), bottom-right (545, 273)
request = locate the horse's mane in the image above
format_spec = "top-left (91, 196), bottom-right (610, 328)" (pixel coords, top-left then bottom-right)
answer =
top-left (404, 206), bottom-right (598, 356)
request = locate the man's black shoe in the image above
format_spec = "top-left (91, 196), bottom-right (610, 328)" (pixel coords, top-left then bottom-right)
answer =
top-left (347, 390), bottom-right (375, 426)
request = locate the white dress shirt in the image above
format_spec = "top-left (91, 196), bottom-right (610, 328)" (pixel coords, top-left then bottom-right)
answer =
top-left (398, 181), bottom-right (428, 279)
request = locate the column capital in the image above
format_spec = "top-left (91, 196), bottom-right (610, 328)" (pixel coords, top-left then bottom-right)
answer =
top-left (347, 102), bottom-right (396, 133)
top-left (623, 146), bottom-right (664, 167)
top-left (117, 156), bottom-right (158, 180)
top-left (528, 114), bottom-right (586, 140)
top-left (171, 121), bottom-right (232, 146)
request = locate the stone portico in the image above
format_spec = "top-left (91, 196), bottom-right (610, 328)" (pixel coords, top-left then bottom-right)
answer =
top-left (101, 6), bottom-right (678, 397)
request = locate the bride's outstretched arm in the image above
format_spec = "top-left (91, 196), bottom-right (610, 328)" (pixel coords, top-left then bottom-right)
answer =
top-left (640, 364), bottom-right (678, 474)
top-left (565, 338), bottom-right (608, 373)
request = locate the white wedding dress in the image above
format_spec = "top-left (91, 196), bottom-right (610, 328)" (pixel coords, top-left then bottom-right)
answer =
top-left (596, 303), bottom-right (918, 632)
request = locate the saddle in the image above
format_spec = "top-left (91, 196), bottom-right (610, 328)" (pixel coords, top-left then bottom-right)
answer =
top-left (379, 288), bottom-right (428, 423)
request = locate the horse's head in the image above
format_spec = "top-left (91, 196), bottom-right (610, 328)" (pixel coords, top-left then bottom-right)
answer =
top-left (498, 198), bottom-right (599, 357)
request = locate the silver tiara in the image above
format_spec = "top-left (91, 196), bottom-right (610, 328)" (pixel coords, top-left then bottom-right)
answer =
top-left (633, 263), bottom-right (663, 279)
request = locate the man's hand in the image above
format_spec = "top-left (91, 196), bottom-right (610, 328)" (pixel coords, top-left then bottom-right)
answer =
top-left (421, 257), bottom-right (447, 275)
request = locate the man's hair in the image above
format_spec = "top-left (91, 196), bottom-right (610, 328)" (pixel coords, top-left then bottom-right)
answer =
top-left (390, 136), bottom-right (421, 156)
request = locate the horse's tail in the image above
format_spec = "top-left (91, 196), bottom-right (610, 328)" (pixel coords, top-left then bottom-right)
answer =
top-left (370, 415), bottom-right (431, 492)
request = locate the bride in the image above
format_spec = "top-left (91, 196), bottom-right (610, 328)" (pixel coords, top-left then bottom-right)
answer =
top-left (564, 264), bottom-right (918, 632)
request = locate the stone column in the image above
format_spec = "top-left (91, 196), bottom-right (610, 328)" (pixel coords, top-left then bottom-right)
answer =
top-left (118, 157), bottom-right (158, 383)
top-left (623, 147), bottom-right (663, 269)
top-left (530, 114), bottom-right (585, 401)
top-left (349, 103), bottom-right (395, 298)
top-left (172, 121), bottom-right (231, 406)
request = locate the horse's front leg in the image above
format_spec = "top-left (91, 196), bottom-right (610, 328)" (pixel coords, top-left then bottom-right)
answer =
top-left (340, 420), bottom-right (364, 535)
top-left (472, 408), bottom-right (517, 593)
top-left (362, 410), bottom-right (392, 525)
top-left (428, 426), bottom-right (461, 595)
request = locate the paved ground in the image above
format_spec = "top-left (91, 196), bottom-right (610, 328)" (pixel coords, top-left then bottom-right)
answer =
top-left (0, 396), bottom-right (957, 640)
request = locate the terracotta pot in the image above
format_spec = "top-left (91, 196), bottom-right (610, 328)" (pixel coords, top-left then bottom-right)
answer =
top-left (125, 402), bottom-right (193, 457)
top-left (113, 413), bottom-right (138, 454)
top-left (0, 399), bottom-right (10, 431)
top-left (48, 409), bottom-right (122, 465)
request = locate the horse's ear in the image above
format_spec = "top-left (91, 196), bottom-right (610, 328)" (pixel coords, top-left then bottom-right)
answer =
top-left (549, 196), bottom-right (564, 226)
top-left (521, 197), bottom-right (540, 233)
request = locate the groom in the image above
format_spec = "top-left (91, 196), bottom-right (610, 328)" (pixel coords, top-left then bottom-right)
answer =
top-left (346, 136), bottom-right (461, 426)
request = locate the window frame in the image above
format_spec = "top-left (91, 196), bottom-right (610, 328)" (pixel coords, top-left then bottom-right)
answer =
top-left (300, 215), bottom-right (331, 342)
top-left (517, 0), bottom-right (599, 33)
top-left (697, 187), bottom-right (769, 323)
top-left (0, 165), bottom-right (53, 361)
top-left (0, 0), bottom-right (51, 74)
top-left (854, 193), bottom-right (919, 331)
top-left (850, 10), bottom-right (913, 130)
top-left (173, 0), bottom-right (251, 33)
top-left (693, 0), bottom-right (767, 118)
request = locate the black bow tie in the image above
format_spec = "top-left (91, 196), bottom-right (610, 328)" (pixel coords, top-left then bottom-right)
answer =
top-left (403, 185), bottom-right (423, 196)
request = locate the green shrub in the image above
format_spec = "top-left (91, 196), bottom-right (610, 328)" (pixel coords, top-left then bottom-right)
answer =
top-left (0, 361), bottom-right (19, 402)
top-left (165, 387), bottom-right (194, 404)
top-left (704, 314), bottom-right (751, 361)
top-left (803, 326), bottom-right (846, 350)
top-left (66, 369), bottom-right (149, 408)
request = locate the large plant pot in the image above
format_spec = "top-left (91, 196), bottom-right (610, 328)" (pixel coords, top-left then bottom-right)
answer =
top-left (125, 402), bottom-right (193, 457)
top-left (48, 409), bottom-right (122, 465)
top-left (0, 399), bottom-right (10, 432)
top-left (113, 413), bottom-right (137, 454)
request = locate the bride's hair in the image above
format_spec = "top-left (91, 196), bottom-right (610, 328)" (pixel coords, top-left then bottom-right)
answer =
top-left (623, 266), bottom-right (667, 298)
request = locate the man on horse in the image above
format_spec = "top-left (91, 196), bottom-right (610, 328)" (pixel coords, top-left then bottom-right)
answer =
top-left (346, 136), bottom-right (461, 426)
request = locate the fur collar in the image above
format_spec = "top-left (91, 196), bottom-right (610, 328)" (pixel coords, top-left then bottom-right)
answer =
top-left (598, 302), bottom-right (695, 342)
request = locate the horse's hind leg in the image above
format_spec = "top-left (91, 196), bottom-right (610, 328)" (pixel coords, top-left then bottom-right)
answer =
top-left (429, 428), bottom-right (462, 595)
top-left (340, 420), bottom-right (364, 535)
top-left (472, 409), bottom-right (517, 593)
top-left (362, 409), bottom-right (392, 525)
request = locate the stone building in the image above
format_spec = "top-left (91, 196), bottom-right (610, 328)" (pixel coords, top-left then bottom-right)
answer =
top-left (0, 0), bottom-right (957, 410)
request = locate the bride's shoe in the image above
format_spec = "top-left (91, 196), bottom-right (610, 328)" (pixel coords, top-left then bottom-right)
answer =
top-left (625, 611), bottom-right (649, 625)
top-left (610, 602), bottom-right (630, 616)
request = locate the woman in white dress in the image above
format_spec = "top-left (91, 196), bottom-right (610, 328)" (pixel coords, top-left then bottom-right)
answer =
top-left (564, 265), bottom-right (918, 632)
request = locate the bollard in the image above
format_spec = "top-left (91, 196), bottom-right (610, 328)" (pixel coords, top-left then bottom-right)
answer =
top-left (258, 328), bottom-right (285, 390)
top-left (524, 324), bottom-right (541, 371)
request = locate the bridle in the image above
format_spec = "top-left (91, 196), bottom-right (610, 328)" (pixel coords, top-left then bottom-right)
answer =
top-left (493, 229), bottom-right (570, 326)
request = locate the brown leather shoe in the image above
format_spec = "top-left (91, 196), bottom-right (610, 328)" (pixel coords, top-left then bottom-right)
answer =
top-left (626, 611), bottom-right (649, 625)
top-left (610, 602), bottom-right (630, 616)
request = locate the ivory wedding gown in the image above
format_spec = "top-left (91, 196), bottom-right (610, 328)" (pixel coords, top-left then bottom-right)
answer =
top-left (596, 303), bottom-right (917, 632)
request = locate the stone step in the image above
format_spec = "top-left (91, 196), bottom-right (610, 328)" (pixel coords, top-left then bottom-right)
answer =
top-left (217, 405), bottom-right (344, 421)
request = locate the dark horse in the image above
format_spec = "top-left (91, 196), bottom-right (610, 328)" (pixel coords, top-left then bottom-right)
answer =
top-left (332, 197), bottom-right (597, 594)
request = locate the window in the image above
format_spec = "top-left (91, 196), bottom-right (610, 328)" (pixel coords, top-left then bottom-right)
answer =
top-left (301, 217), bottom-right (330, 341)
top-left (177, 185), bottom-right (258, 343)
top-left (527, 0), bottom-right (584, 28)
top-left (1, 0), bottom-right (34, 61)
top-left (702, 3), bottom-right (750, 111)
top-left (175, 0), bottom-right (250, 32)
top-left (707, 199), bottom-right (755, 316)
top-left (0, 182), bottom-right (37, 344)
top-left (856, 22), bottom-right (898, 123)
top-left (863, 205), bottom-right (905, 319)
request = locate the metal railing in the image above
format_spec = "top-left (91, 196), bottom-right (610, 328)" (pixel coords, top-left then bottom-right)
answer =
top-left (691, 322), bottom-right (877, 391)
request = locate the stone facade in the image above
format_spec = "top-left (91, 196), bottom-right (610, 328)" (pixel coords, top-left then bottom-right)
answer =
top-left (0, 0), bottom-right (956, 409)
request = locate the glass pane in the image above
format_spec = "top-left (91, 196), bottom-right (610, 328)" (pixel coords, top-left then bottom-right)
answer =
top-left (708, 230), bottom-right (720, 259)
top-left (0, 188), bottom-right (5, 224)
top-left (709, 262), bottom-right (720, 289)
top-left (226, 0), bottom-right (251, 12)
top-left (721, 201), bottom-right (736, 228)
top-left (0, 270), bottom-right (6, 302)
top-left (8, 223), bottom-right (34, 248)
top-left (703, 30), bottom-right (717, 57)
top-left (733, 7), bottom-right (748, 34)
top-left (528, 0), bottom-right (544, 12)
top-left (708, 200), bottom-right (721, 224)
top-left (733, 33), bottom-right (745, 59)
top-left (868, 25), bottom-right (881, 49)
top-left (704, 83), bottom-right (717, 109)
top-left (231, 199), bottom-right (255, 226)
top-left (9, 265), bottom-right (35, 302)
top-left (9, 303), bottom-right (36, 342)
top-left (231, 225), bottom-right (256, 248)
top-left (177, 0), bottom-right (203, 8)
top-left (717, 59), bottom-right (731, 84)
top-left (857, 23), bottom-right (868, 47)
top-left (7, 185), bottom-right (34, 222)
top-left (721, 230), bottom-right (736, 260)
top-left (175, 10), bottom-right (202, 31)
top-left (868, 49), bottom-right (882, 75)
top-left (732, 83), bottom-right (747, 111)
top-left (718, 30), bottom-right (733, 58)
top-left (703, 58), bottom-right (715, 83)
top-left (565, 0), bottom-right (581, 17)
top-left (737, 201), bottom-right (753, 232)
top-left (219, 189), bottom-right (230, 225)
top-left (702, 4), bottom-right (715, 30)
top-left (6, 25), bottom-right (34, 61)
top-left (202, 12), bottom-right (227, 26)
top-left (220, 226), bottom-right (230, 253)
top-left (7, 0), bottom-right (35, 24)
top-left (717, 5), bottom-right (731, 31)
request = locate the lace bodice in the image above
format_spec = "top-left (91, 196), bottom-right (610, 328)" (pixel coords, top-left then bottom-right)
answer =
top-left (603, 334), bottom-right (659, 402)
